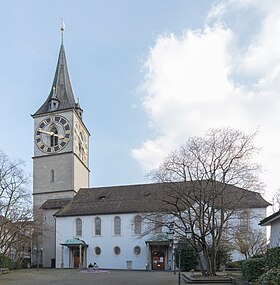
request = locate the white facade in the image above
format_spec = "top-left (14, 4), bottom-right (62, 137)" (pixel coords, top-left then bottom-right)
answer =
top-left (56, 213), bottom-right (171, 270)
top-left (55, 207), bottom-right (268, 269)
top-left (270, 219), bottom-right (280, 247)
top-left (229, 207), bottom-right (267, 261)
top-left (260, 210), bottom-right (280, 248)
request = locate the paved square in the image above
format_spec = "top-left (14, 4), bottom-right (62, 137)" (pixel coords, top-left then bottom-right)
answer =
top-left (0, 269), bottom-right (178, 285)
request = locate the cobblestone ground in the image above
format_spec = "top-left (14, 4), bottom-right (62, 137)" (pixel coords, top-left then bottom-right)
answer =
top-left (0, 269), bottom-right (178, 285)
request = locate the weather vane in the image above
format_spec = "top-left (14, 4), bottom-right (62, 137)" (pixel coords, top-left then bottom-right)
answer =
top-left (61, 17), bottom-right (65, 44)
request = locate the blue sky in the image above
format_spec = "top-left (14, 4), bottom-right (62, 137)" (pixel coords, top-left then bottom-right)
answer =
top-left (1, 0), bottom-right (280, 202)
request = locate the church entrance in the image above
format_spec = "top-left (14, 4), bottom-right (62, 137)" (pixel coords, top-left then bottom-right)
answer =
top-left (146, 240), bottom-right (171, 271)
top-left (60, 238), bottom-right (88, 268)
top-left (73, 250), bottom-right (83, 268)
top-left (152, 250), bottom-right (165, 270)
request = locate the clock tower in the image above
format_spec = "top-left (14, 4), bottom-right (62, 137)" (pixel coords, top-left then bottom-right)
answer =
top-left (32, 29), bottom-right (90, 267)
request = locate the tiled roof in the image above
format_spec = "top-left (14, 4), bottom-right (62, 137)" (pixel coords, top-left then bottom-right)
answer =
top-left (259, 209), bottom-right (280, 226)
top-left (41, 198), bottom-right (72, 210)
top-left (55, 181), bottom-right (270, 217)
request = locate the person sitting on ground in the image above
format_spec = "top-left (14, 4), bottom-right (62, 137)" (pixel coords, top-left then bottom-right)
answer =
top-left (88, 263), bottom-right (93, 270)
top-left (93, 262), bottom-right (99, 270)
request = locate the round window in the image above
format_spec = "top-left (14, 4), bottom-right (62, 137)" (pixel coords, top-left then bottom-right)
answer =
top-left (94, 247), bottom-right (101, 255)
top-left (114, 246), bottom-right (121, 255)
top-left (134, 246), bottom-right (141, 255)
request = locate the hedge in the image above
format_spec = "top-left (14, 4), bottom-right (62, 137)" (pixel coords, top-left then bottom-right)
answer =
top-left (257, 266), bottom-right (280, 285)
top-left (241, 258), bottom-right (265, 282)
top-left (265, 247), bottom-right (280, 270)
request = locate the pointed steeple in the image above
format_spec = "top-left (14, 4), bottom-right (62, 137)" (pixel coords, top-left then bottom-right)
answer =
top-left (33, 24), bottom-right (82, 117)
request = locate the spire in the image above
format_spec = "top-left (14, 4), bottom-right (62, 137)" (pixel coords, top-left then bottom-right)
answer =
top-left (34, 24), bottom-right (81, 116)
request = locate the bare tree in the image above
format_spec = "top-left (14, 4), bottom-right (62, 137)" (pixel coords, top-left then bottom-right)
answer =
top-left (271, 188), bottom-right (280, 213)
top-left (0, 150), bottom-right (32, 264)
top-left (233, 227), bottom-right (266, 259)
top-left (148, 128), bottom-right (262, 276)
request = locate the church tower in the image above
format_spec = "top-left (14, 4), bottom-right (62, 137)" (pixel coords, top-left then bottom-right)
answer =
top-left (32, 27), bottom-right (90, 267)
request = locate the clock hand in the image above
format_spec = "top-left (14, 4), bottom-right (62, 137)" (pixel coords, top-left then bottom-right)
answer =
top-left (38, 129), bottom-right (54, 136)
top-left (53, 133), bottom-right (65, 140)
top-left (38, 129), bottom-right (64, 140)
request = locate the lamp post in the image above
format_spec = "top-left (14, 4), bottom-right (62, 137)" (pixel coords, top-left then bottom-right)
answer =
top-left (166, 225), bottom-right (175, 275)
top-left (178, 248), bottom-right (181, 285)
top-left (33, 246), bottom-right (43, 271)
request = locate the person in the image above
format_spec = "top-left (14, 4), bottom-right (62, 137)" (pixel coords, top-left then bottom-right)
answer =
top-left (93, 262), bottom-right (98, 271)
top-left (88, 263), bottom-right (93, 271)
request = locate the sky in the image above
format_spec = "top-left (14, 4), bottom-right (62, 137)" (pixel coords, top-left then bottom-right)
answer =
top-left (0, 0), bottom-right (280, 202)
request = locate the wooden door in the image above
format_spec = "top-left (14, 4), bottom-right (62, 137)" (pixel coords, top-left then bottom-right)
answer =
top-left (73, 251), bottom-right (80, 268)
top-left (152, 250), bottom-right (165, 270)
top-left (152, 256), bottom-right (160, 270)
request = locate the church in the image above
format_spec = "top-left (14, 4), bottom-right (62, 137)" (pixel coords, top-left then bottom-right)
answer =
top-left (32, 30), bottom-right (270, 270)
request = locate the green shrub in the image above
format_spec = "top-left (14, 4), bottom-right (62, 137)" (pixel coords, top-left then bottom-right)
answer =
top-left (241, 258), bottom-right (265, 282)
top-left (266, 247), bottom-right (280, 269)
top-left (226, 260), bottom-right (244, 268)
top-left (0, 255), bottom-right (22, 269)
top-left (257, 267), bottom-right (280, 285)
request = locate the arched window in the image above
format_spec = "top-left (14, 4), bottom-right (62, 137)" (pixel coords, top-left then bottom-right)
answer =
top-left (76, 218), bottom-right (82, 237)
top-left (114, 216), bottom-right (121, 235)
top-left (50, 169), bottom-right (55, 182)
top-left (134, 215), bottom-right (142, 235)
top-left (95, 217), bottom-right (101, 235)
top-left (155, 215), bottom-right (162, 233)
top-left (239, 211), bottom-right (250, 231)
top-left (50, 125), bottom-right (58, 147)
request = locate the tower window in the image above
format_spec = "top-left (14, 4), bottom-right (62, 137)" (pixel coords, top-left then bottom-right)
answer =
top-left (50, 125), bottom-right (58, 147)
top-left (50, 169), bottom-right (55, 182)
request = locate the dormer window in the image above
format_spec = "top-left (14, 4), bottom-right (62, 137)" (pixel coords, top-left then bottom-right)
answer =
top-left (49, 100), bottom-right (59, 111)
top-left (99, 195), bottom-right (107, 201)
top-left (49, 87), bottom-right (59, 111)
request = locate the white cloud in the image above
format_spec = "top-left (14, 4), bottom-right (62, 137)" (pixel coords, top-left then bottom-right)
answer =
top-left (242, 3), bottom-right (280, 75)
top-left (132, 0), bottom-right (280, 200)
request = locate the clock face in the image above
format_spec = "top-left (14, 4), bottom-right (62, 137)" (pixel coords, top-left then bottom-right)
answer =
top-left (35, 116), bottom-right (71, 153)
